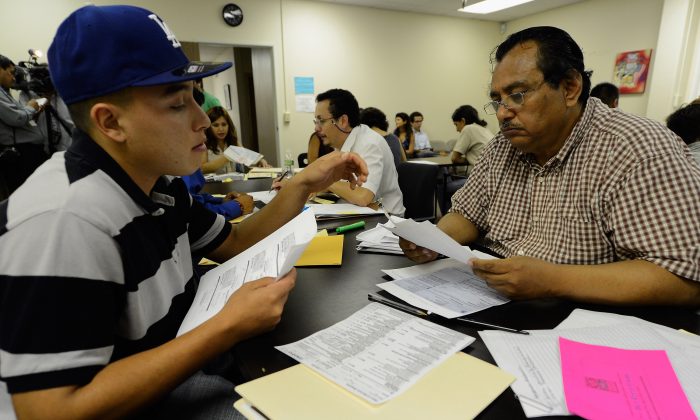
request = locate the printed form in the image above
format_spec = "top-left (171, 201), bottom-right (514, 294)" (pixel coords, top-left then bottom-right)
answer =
top-left (379, 252), bottom-right (507, 318)
top-left (177, 209), bottom-right (317, 336)
top-left (276, 303), bottom-right (474, 404)
top-left (479, 316), bottom-right (700, 417)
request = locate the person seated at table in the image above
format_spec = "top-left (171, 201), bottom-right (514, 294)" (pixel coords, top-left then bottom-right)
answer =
top-left (0, 5), bottom-right (369, 419)
top-left (394, 111), bottom-right (415, 158)
top-left (666, 102), bottom-right (700, 166)
top-left (201, 106), bottom-right (270, 174)
top-left (450, 105), bottom-right (493, 175)
top-left (359, 106), bottom-right (406, 168)
top-left (401, 26), bottom-right (700, 305)
top-left (313, 89), bottom-right (405, 215)
top-left (307, 131), bottom-right (333, 164)
top-left (410, 111), bottom-right (433, 156)
top-left (182, 168), bottom-right (254, 220)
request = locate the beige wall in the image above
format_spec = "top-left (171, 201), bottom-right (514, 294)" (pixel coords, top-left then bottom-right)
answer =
top-left (0, 0), bottom-right (683, 160)
top-left (507, 0), bottom-right (665, 116)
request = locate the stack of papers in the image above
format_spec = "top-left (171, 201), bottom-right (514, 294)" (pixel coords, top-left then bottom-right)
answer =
top-left (224, 145), bottom-right (264, 167)
top-left (480, 309), bottom-right (700, 418)
top-left (246, 167), bottom-right (304, 179)
top-left (247, 190), bottom-right (276, 204)
top-left (275, 303), bottom-right (476, 404)
top-left (379, 255), bottom-right (508, 318)
top-left (235, 304), bottom-right (514, 419)
top-left (356, 223), bottom-right (402, 254)
top-left (203, 171), bottom-right (244, 182)
top-left (235, 351), bottom-right (514, 420)
top-left (306, 203), bottom-right (382, 219)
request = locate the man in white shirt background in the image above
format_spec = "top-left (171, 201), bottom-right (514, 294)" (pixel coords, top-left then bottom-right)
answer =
top-left (314, 88), bottom-right (405, 215)
top-left (410, 111), bottom-right (432, 155)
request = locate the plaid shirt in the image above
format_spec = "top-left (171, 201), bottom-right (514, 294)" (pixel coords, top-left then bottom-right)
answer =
top-left (451, 98), bottom-right (700, 281)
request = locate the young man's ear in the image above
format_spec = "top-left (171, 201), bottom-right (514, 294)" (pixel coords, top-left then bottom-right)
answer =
top-left (90, 103), bottom-right (127, 144)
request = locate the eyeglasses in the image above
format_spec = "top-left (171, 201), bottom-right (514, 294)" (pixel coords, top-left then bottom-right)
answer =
top-left (483, 82), bottom-right (545, 115)
top-left (313, 116), bottom-right (335, 126)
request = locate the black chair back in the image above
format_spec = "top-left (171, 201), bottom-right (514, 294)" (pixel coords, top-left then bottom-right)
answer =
top-left (297, 153), bottom-right (309, 168)
top-left (397, 162), bottom-right (438, 221)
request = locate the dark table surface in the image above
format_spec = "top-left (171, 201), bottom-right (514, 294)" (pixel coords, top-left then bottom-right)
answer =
top-left (202, 178), bottom-right (273, 194)
top-left (230, 217), bottom-right (700, 419)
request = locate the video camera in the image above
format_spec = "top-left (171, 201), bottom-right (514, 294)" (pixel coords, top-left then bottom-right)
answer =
top-left (13, 62), bottom-right (54, 97)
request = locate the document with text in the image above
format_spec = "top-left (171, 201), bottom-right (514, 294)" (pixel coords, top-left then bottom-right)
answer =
top-left (379, 255), bottom-right (508, 318)
top-left (480, 317), bottom-right (700, 417)
top-left (177, 209), bottom-right (317, 336)
top-left (384, 216), bottom-right (477, 265)
top-left (276, 303), bottom-right (475, 404)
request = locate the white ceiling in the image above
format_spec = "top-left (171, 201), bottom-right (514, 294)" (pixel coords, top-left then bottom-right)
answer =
top-left (307, 0), bottom-right (588, 22)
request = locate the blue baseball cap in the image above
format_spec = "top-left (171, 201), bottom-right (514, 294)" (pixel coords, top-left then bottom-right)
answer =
top-left (48, 5), bottom-right (232, 105)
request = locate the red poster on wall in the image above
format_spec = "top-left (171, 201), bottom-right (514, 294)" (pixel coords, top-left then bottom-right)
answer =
top-left (613, 49), bottom-right (653, 94)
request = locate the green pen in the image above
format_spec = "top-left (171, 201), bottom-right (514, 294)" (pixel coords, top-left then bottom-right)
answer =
top-left (335, 220), bottom-right (365, 234)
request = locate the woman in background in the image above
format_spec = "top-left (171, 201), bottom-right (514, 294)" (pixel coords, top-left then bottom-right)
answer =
top-left (201, 106), bottom-right (269, 174)
top-left (393, 112), bottom-right (415, 158)
top-left (449, 105), bottom-right (492, 174)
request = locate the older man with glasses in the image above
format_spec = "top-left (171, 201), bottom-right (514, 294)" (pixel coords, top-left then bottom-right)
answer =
top-left (401, 26), bottom-right (700, 306)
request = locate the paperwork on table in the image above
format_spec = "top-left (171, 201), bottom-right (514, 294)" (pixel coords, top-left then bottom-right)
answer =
top-left (276, 303), bottom-right (474, 404)
top-left (559, 337), bottom-right (696, 420)
top-left (306, 203), bottom-right (383, 218)
top-left (177, 209), bottom-right (317, 336)
top-left (383, 216), bottom-right (478, 265)
top-left (356, 222), bottom-right (402, 254)
top-left (247, 190), bottom-right (276, 204)
top-left (379, 255), bottom-right (508, 318)
top-left (479, 309), bottom-right (700, 418)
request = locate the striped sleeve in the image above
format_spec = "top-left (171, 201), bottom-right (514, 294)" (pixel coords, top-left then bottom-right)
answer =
top-left (0, 210), bottom-right (124, 393)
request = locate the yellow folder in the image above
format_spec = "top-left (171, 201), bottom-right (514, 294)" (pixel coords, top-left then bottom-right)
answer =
top-left (234, 352), bottom-right (515, 419)
top-left (294, 235), bottom-right (344, 266)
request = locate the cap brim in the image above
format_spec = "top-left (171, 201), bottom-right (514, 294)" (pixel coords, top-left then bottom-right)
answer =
top-left (132, 61), bottom-right (232, 87)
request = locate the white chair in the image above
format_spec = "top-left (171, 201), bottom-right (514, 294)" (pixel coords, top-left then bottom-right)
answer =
top-left (431, 139), bottom-right (447, 152)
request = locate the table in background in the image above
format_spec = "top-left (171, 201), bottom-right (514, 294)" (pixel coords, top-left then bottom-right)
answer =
top-left (231, 216), bottom-right (700, 419)
top-left (202, 178), bottom-right (273, 194)
top-left (408, 154), bottom-right (462, 213)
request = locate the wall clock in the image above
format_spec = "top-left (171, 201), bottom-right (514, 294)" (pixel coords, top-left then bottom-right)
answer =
top-left (222, 3), bottom-right (243, 27)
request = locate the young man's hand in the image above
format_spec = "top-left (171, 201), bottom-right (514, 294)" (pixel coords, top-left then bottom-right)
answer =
top-left (215, 269), bottom-right (297, 342)
top-left (292, 151), bottom-right (368, 195)
top-left (225, 191), bottom-right (254, 214)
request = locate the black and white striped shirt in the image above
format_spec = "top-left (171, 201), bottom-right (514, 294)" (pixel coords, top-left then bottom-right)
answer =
top-left (0, 129), bottom-right (230, 394)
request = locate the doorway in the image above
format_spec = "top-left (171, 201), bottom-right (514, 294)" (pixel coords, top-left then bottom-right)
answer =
top-left (183, 42), bottom-right (279, 166)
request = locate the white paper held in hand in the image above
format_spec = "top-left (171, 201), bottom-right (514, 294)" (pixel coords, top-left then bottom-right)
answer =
top-left (384, 216), bottom-right (478, 265)
top-left (224, 145), bottom-right (264, 167)
top-left (176, 208), bottom-right (317, 336)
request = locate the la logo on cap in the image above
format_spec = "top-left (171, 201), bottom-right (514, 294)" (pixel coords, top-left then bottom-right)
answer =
top-left (148, 14), bottom-right (181, 48)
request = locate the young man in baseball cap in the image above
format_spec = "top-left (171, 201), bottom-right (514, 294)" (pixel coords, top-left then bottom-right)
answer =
top-left (0, 5), bottom-right (367, 418)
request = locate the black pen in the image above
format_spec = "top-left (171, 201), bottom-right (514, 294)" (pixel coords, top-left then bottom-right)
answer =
top-left (368, 293), bottom-right (428, 317)
top-left (269, 170), bottom-right (289, 192)
top-left (454, 317), bottom-right (529, 335)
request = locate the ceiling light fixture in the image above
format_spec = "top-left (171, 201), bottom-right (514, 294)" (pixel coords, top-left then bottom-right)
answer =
top-left (459, 0), bottom-right (535, 14)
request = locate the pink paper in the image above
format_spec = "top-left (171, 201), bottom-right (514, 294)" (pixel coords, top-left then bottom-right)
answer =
top-left (559, 337), bottom-right (696, 420)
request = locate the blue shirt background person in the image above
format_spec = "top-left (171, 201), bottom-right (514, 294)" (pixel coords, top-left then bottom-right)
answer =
top-left (182, 169), bottom-right (254, 220)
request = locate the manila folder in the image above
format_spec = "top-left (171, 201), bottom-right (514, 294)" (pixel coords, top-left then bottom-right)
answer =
top-left (234, 352), bottom-right (514, 419)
